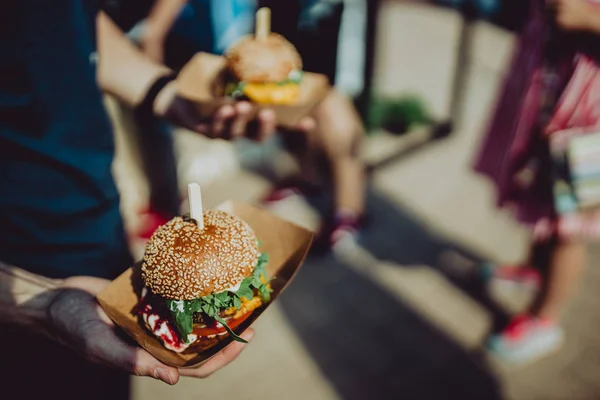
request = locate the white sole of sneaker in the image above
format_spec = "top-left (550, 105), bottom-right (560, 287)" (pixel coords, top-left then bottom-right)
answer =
top-left (487, 330), bottom-right (566, 368)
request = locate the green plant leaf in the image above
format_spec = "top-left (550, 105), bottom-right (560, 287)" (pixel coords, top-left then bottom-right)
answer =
top-left (174, 311), bottom-right (193, 343)
top-left (236, 285), bottom-right (254, 301)
top-left (257, 253), bottom-right (269, 268)
top-left (233, 296), bottom-right (241, 309)
top-left (258, 284), bottom-right (271, 303)
top-left (163, 251), bottom-right (271, 341)
top-left (213, 315), bottom-right (248, 344)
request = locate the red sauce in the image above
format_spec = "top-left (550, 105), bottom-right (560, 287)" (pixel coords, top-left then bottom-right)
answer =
top-left (136, 291), bottom-right (186, 351)
top-left (135, 288), bottom-right (255, 352)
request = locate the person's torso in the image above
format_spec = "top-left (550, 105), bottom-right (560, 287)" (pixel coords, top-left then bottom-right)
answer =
top-left (0, 0), bottom-right (132, 279)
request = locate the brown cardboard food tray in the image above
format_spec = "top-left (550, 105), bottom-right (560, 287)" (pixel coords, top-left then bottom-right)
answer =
top-left (176, 53), bottom-right (330, 129)
top-left (97, 201), bottom-right (314, 368)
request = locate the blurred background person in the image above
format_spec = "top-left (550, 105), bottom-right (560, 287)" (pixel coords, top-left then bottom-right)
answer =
top-left (260, 0), bottom-right (366, 248)
top-left (107, 0), bottom-right (367, 249)
top-left (475, 0), bottom-right (600, 364)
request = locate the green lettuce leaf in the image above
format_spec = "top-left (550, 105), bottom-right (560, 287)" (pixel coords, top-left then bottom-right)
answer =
top-left (225, 70), bottom-right (303, 98)
top-left (213, 314), bottom-right (248, 343)
top-left (165, 251), bottom-right (272, 343)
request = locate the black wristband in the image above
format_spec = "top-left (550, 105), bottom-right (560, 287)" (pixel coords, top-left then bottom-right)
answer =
top-left (135, 73), bottom-right (177, 118)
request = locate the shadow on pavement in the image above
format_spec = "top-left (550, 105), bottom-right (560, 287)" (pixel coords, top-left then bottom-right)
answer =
top-left (276, 187), bottom-right (505, 399)
top-left (278, 252), bottom-right (501, 400)
top-left (309, 186), bottom-right (510, 330)
top-left (358, 189), bottom-right (510, 331)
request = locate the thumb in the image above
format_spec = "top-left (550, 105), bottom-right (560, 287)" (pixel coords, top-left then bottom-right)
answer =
top-left (98, 336), bottom-right (180, 385)
top-left (89, 319), bottom-right (180, 385)
top-left (296, 116), bottom-right (317, 133)
top-left (132, 348), bottom-right (181, 385)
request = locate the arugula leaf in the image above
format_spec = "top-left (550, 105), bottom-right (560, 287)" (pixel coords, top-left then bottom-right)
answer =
top-left (288, 70), bottom-right (303, 84)
top-left (213, 315), bottom-right (248, 343)
top-left (164, 251), bottom-right (271, 341)
top-left (225, 81), bottom-right (247, 98)
top-left (190, 299), bottom-right (204, 315)
top-left (201, 302), bottom-right (212, 316)
top-left (166, 300), bottom-right (193, 342)
top-left (257, 253), bottom-right (269, 269)
top-left (215, 291), bottom-right (229, 304)
top-left (252, 275), bottom-right (263, 288)
top-left (258, 284), bottom-right (271, 303)
top-left (175, 312), bottom-right (193, 341)
top-left (233, 296), bottom-right (242, 309)
top-left (236, 285), bottom-right (254, 301)
top-left (276, 70), bottom-right (303, 86)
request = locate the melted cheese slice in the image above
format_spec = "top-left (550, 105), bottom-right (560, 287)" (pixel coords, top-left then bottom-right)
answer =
top-left (243, 82), bottom-right (300, 104)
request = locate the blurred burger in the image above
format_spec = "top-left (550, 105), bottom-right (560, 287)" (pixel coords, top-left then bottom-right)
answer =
top-left (137, 210), bottom-right (271, 353)
top-left (224, 32), bottom-right (303, 105)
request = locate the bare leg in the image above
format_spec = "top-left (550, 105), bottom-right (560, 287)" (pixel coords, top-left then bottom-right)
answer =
top-left (312, 89), bottom-right (365, 214)
top-left (530, 239), bottom-right (587, 321)
top-left (486, 238), bottom-right (585, 362)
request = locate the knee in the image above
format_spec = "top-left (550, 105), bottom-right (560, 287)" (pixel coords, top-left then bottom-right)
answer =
top-left (314, 89), bottom-right (363, 157)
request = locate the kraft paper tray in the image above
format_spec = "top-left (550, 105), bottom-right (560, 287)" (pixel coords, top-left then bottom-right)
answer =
top-left (176, 52), bottom-right (330, 129)
top-left (97, 201), bottom-right (314, 368)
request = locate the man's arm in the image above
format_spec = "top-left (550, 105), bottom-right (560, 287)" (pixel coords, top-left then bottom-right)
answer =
top-left (96, 11), bottom-right (277, 140)
top-left (0, 262), bottom-right (253, 384)
top-left (141, 0), bottom-right (188, 63)
top-left (97, 11), bottom-right (171, 111)
top-left (145, 0), bottom-right (187, 40)
top-left (553, 0), bottom-right (600, 34)
top-left (0, 262), bottom-right (60, 332)
top-left (0, 264), bottom-right (177, 381)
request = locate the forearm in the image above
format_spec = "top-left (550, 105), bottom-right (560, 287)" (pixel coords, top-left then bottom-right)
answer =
top-left (145, 0), bottom-right (188, 40)
top-left (0, 262), bottom-right (61, 332)
top-left (584, 8), bottom-right (600, 35)
top-left (96, 11), bottom-right (172, 108)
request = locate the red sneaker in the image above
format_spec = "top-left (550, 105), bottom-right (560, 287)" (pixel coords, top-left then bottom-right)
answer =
top-left (136, 208), bottom-right (172, 240)
top-left (262, 187), bottom-right (305, 204)
top-left (261, 180), bottom-right (321, 205)
top-left (481, 264), bottom-right (541, 289)
top-left (487, 314), bottom-right (564, 364)
top-left (329, 211), bottom-right (364, 247)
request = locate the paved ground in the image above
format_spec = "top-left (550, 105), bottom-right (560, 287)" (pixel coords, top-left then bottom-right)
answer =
top-left (109, 2), bottom-right (600, 399)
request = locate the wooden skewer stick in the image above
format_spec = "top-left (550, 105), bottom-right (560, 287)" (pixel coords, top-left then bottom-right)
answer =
top-left (187, 183), bottom-right (204, 230)
top-left (255, 7), bottom-right (271, 40)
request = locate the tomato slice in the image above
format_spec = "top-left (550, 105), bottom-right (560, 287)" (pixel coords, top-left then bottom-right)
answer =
top-left (193, 310), bottom-right (252, 337)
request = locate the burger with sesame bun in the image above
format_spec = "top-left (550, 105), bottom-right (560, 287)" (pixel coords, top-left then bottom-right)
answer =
top-left (137, 210), bottom-right (271, 353)
top-left (223, 32), bottom-right (303, 105)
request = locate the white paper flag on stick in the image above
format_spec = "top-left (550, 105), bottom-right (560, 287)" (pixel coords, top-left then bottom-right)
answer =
top-left (187, 183), bottom-right (204, 230)
top-left (255, 7), bottom-right (271, 40)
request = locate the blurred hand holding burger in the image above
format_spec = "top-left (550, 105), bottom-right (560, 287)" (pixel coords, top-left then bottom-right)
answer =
top-left (223, 7), bottom-right (303, 105)
top-left (138, 206), bottom-right (271, 353)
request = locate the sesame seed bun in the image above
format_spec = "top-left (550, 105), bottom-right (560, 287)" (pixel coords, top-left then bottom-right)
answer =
top-left (225, 33), bottom-right (302, 83)
top-left (141, 210), bottom-right (259, 300)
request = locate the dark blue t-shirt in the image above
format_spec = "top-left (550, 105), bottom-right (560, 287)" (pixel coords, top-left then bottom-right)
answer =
top-left (0, 0), bottom-right (133, 279)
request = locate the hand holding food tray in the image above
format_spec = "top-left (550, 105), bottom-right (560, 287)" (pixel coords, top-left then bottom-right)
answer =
top-left (97, 185), bottom-right (313, 368)
top-left (175, 7), bottom-right (330, 129)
